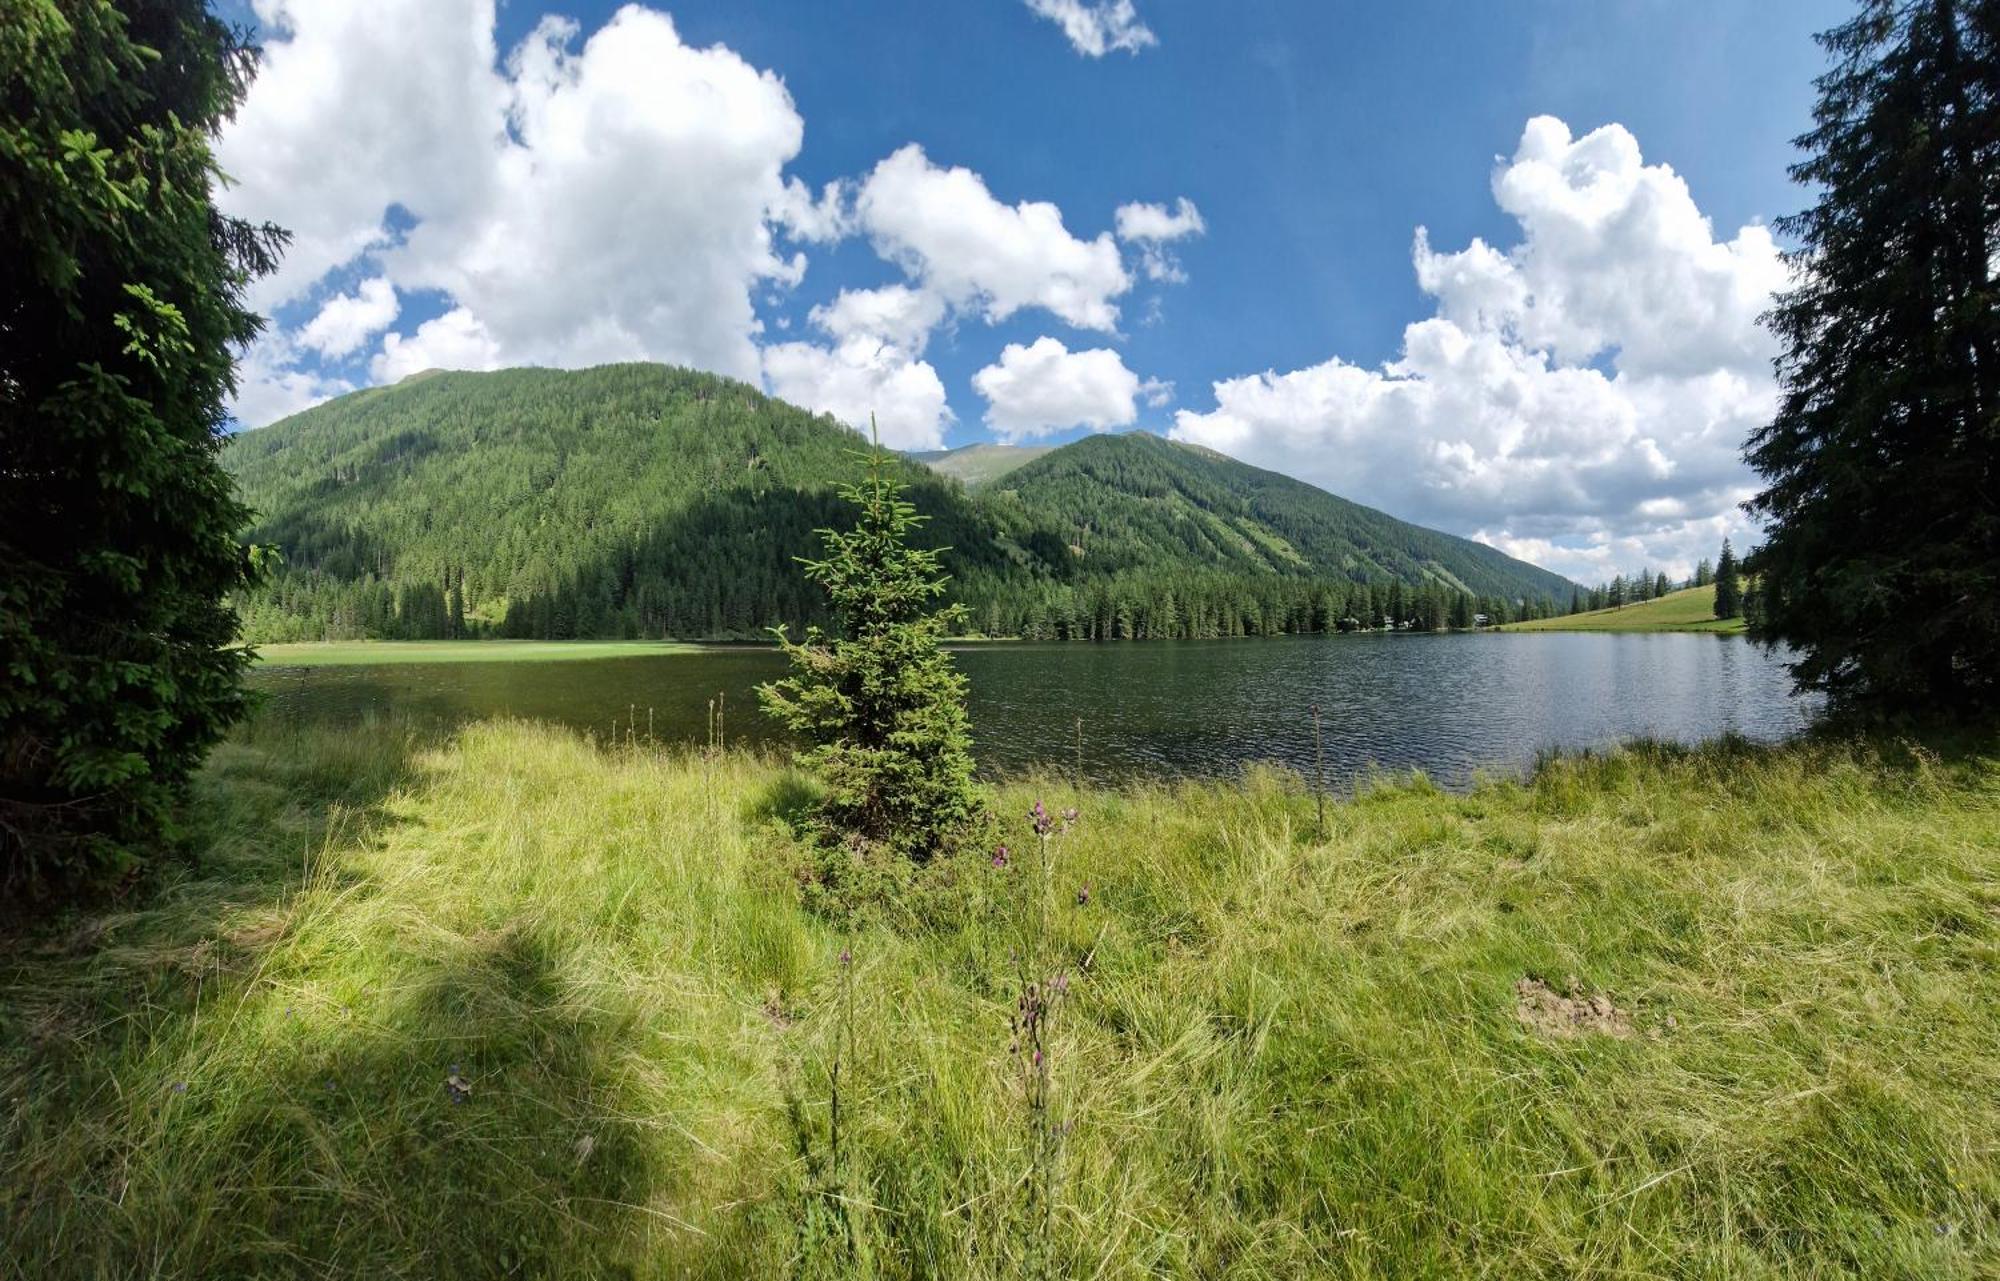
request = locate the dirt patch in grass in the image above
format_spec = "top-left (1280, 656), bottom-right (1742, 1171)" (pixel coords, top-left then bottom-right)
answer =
top-left (1515, 975), bottom-right (1637, 1039)
top-left (762, 990), bottom-right (795, 1031)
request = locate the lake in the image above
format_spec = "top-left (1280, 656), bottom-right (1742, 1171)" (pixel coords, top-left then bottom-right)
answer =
top-left (250, 632), bottom-right (1817, 788)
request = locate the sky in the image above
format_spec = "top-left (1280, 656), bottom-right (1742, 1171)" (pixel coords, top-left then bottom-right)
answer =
top-left (212, 0), bottom-right (1846, 583)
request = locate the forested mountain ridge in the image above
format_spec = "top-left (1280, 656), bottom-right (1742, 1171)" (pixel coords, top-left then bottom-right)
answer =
top-left (224, 364), bottom-right (1576, 641)
top-left (981, 433), bottom-right (1576, 601)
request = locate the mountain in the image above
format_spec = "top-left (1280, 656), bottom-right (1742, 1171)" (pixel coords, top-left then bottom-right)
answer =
top-left (910, 442), bottom-right (1053, 487)
top-left (224, 363), bottom-right (1576, 642)
top-left (982, 433), bottom-right (1576, 601)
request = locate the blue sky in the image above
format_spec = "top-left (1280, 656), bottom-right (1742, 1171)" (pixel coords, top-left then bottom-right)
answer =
top-left (213, 0), bottom-right (1844, 581)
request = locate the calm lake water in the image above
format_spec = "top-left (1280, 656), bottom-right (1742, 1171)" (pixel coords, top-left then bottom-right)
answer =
top-left (250, 632), bottom-right (1817, 788)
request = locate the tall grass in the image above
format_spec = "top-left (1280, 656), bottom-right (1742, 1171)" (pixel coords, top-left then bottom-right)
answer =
top-left (2, 716), bottom-right (1996, 1277)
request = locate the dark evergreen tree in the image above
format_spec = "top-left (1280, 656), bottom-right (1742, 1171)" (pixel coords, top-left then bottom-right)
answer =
top-left (1748, 0), bottom-right (1999, 712)
top-left (1714, 539), bottom-right (1743, 620)
top-left (760, 432), bottom-right (987, 862)
top-left (1, 1), bottom-right (283, 892)
top-left (1654, 572), bottom-right (1671, 599)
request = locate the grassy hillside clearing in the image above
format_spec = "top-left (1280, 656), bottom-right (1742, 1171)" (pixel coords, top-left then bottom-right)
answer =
top-left (1504, 584), bottom-right (1747, 633)
top-left (910, 442), bottom-right (1055, 487)
top-left (2, 718), bottom-right (1995, 1277)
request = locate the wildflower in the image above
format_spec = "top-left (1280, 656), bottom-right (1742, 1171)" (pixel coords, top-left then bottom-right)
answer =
top-left (992, 844), bottom-right (1010, 868)
top-left (170, 1081), bottom-right (188, 1095)
top-left (1030, 800), bottom-right (1054, 837)
top-left (1075, 884), bottom-right (1091, 907)
top-left (838, 948), bottom-right (852, 968)
top-left (1062, 806), bottom-right (1078, 827)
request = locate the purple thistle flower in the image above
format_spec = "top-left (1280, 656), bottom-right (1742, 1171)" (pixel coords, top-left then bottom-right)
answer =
top-left (1075, 884), bottom-right (1091, 907)
top-left (991, 845), bottom-right (1009, 868)
top-left (1031, 799), bottom-right (1054, 837)
top-left (838, 948), bottom-right (852, 968)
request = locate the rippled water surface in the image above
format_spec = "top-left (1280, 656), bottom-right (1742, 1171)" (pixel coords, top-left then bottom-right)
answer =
top-left (251, 632), bottom-right (1816, 786)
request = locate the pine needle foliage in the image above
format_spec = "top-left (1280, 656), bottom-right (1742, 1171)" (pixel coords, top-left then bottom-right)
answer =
top-left (760, 428), bottom-right (987, 863)
top-left (1749, 0), bottom-right (2000, 715)
top-left (0, 0), bottom-right (285, 893)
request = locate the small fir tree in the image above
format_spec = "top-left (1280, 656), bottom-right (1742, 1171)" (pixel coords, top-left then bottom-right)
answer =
top-left (761, 426), bottom-right (987, 862)
top-left (1714, 539), bottom-right (1743, 619)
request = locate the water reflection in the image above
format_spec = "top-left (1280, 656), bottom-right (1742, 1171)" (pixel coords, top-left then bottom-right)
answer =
top-left (251, 632), bottom-right (1816, 787)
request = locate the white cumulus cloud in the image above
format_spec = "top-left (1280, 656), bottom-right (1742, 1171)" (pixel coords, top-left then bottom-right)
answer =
top-left (763, 337), bottom-right (951, 451)
top-left (809, 285), bottom-right (949, 354)
top-left (373, 307), bottom-right (504, 383)
top-left (215, 0), bottom-right (506, 317)
top-left (230, 331), bottom-right (352, 426)
top-left (1171, 117), bottom-right (1784, 584)
top-left (219, 0), bottom-right (819, 424)
top-left (972, 336), bottom-right (1163, 439)
top-left (218, 2), bottom-right (1169, 435)
top-left (1024, 0), bottom-right (1157, 57)
top-left (1114, 197), bottom-right (1204, 243)
top-left (1114, 196), bottom-right (1204, 282)
top-left (298, 276), bottom-right (399, 358)
top-left (856, 145), bottom-right (1132, 333)
top-left (759, 283), bottom-right (954, 450)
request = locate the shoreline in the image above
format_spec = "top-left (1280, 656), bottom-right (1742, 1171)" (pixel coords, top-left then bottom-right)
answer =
top-left (251, 625), bottom-right (1753, 668)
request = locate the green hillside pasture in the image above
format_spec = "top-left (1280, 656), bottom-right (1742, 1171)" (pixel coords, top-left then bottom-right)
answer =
top-left (253, 640), bottom-right (705, 667)
top-left (1505, 584), bottom-right (1747, 633)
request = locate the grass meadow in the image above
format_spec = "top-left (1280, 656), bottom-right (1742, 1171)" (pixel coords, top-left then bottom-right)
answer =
top-left (252, 640), bottom-right (707, 667)
top-left (2, 716), bottom-right (1996, 1278)
top-left (1504, 585), bottom-right (1748, 634)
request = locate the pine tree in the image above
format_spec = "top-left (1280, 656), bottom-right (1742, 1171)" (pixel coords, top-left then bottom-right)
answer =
top-left (760, 428), bottom-right (987, 862)
top-left (1714, 540), bottom-right (1743, 619)
top-left (1748, 0), bottom-right (1999, 712)
top-left (2, 2), bottom-right (284, 893)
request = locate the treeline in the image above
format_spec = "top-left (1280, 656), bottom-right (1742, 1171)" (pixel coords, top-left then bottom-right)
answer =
top-left (1564, 538), bottom-right (1751, 621)
top-left (238, 561), bottom-right (1568, 644)
top-left (965, 572), bottom-right (1562, 641)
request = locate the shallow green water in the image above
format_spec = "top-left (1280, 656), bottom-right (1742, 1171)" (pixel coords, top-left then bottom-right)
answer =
top-left (250, 632), bottom-right (1815, 786)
